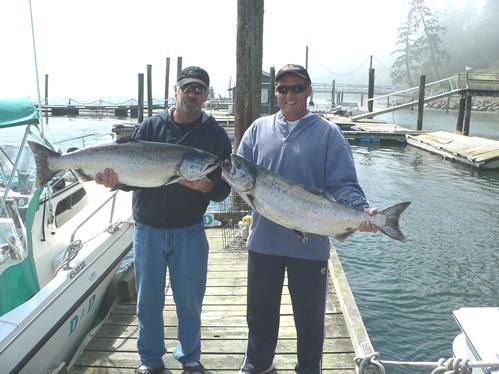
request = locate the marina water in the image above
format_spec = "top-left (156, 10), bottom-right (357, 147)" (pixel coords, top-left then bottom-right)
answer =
top-left (6, 110), bottom-right (498, 373)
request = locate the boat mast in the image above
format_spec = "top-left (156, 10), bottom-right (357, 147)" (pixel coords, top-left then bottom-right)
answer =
top-left (28, 0), bottom-right (44, 139)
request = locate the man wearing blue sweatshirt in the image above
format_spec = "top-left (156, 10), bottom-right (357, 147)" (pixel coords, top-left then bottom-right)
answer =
top-left (237, 64), bottom-right (377, 374)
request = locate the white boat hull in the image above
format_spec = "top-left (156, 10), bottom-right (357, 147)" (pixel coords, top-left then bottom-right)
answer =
top-left (0, 185), bottom-right (133, 373)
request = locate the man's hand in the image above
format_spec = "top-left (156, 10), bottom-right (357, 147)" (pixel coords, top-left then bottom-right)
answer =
top-left (178, 176), bottom-right (214, 193)
top-left (359, 207), bottom-right (378, 232)
top-left (95, 168), bottom-right (119, 189)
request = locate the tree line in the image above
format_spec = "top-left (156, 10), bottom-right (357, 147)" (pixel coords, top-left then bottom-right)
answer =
top-left (391, 0), bottom-right (499, 87)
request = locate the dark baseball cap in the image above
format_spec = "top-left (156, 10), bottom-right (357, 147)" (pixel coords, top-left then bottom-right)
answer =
top-left (275, 64), bottom-right (311, 83)
top-left (177, 66), bottom-right (210, 88)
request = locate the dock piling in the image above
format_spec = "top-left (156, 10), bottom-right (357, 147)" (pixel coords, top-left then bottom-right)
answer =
top-left (164, 57), bottom-right (170, 109)
top-left (269, 66), bottom-right (276, 114)
top-left (138, 73), bottom-right (144, 123)
top-left (368, 56), bottom-right (375, 114)
top-left (147, 64), bottom-right (153, 117)
top-left (417, 75), bottom-right (426, 131)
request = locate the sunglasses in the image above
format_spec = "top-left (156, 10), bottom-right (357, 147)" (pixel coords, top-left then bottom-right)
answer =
top-left (276, 84), bottom-right (307, 94)
top-left (180, 84), bottom-right (207, 95)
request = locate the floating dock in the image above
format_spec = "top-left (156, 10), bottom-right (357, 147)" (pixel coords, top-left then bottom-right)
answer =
top-left (323, 114), bottom-right (426, 143)
top-left (407, 131), bottom-right (499, 169)
top-left (70, 228), bottom-right (374, 373)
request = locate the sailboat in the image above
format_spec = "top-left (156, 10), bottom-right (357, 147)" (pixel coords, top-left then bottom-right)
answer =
top-left (0, 98), bottom-right (134, 372)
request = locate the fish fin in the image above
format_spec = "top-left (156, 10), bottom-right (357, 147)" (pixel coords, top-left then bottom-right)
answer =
top-left (27, 141), bottom-right (61, 187)
top-left (334, 228), bottom-right (357, 242)
top-left (161, 176), bottom-right (180, 186)
top-left (238, 193), bottom-right (256, 211)
top-left (306, 187), bottom-right (335, 201)
top-left (293, 230), bottom-right (308, 243)
top-left (378, 202), bottom-right (411, 242)
top-left (75, 169), bottom-right (94, 182)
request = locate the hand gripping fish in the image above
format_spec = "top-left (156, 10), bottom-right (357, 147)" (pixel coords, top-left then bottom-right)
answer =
top-left (28, 139), bottom-right (220, 189)
top-left (222, 154), bottom-right (410, 242)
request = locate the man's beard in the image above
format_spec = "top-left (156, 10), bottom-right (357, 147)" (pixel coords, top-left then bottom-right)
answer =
top-left (177, 98), bottom-right (203, 115)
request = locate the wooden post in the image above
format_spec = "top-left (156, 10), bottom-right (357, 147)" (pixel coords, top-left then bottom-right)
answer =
top-left (331, 80), bottom-right (336, 108)
top-left (138, 73), bottom-right (144, 123)
top-left (44, 74), bottom-right (49, 105)
top-left (44, 74), bottom-right (49, 123)
top-left (416, 75), bottom-right (426, 131)
top-left (341, 92), bottom-right (344, 104)
top-left (386, 96), bottom-right (390, 108)
top-left (177, 56), bottom-right (183, 81)
top-left (462, 95), bottom-right (472, 136)
top-left (446, 95), bottom-right (450, 114)
top-left (235, 0), bottom-right (264, 149)
top-left (456, 96), bottom-right (466, 133)
top-left (269, 66), bottom-right (276, 114)
top-left (147, 64), bottom-right (153, 117)
top-left (305, 45), bottom-right (309, 70)
top-left (164, 57), bottom-right (170, 109)
top-left (360, 93), bottom-right (363, 107)
top-left (367, 56), bottom-right (375, 113)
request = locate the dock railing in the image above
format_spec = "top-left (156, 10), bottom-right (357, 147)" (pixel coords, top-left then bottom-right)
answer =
top-left (351, 75), bottom-right (465, 121)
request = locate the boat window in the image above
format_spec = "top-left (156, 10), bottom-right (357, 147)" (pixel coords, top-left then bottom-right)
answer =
top-left (54, 183), bottom-right (87, 228)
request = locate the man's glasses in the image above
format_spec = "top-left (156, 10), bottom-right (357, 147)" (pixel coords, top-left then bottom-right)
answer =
top-left (180, 84), bottom-right (207, 95)
top-left (275, 84), bottom-right (307, 94)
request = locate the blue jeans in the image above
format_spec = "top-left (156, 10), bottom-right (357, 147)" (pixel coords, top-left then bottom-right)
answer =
top-left (133, 220), bottom-right (209, 368)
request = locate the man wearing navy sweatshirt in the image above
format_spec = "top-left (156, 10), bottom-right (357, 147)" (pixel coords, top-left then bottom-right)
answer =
top-left (97, 66), bottom-right (231, 374)
top-left (237, 64), bottom-right (377, 374)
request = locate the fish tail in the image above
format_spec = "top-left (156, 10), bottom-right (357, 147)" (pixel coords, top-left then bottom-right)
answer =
top-left (28, 141), bottom-right (61, 187)
top-left (378, 201), bottom-right (411, 242)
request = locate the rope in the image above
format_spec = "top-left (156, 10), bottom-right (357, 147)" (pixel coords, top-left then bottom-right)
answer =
top-left (355, 352), bottom-right (499, 374)
top-left (66, 98), bottom-right (156, 106)
top-left (355, 352), bottom-right (386, 373)
top-left (431, 358), bottom-right (471, 374)
top-left (309, 51), bottom-right (370, 77)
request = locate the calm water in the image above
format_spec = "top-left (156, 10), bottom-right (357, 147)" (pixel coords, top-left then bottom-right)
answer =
top-left (5, 111), bottom-right (498, 372)
top-left (338, 143), bottom-right (499, 372)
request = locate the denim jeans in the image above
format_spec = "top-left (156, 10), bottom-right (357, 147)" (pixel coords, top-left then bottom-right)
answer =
top-left (133, 220), bottom-right (209, 368)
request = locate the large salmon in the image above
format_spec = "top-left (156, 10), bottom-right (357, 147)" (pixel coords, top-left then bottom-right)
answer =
top-left (222, 154), bottom-right (410, 242)
top-left (28, 139), bottom-right (220, 189)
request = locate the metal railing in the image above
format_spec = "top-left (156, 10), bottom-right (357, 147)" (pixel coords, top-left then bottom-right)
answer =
top-left (70, 191), bottom-right (118, 243)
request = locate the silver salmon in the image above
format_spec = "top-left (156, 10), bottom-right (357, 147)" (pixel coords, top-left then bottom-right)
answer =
top-left (222, 154), bottom-right (410, 242)
top-left (28, 139), bottom-right (220, 189)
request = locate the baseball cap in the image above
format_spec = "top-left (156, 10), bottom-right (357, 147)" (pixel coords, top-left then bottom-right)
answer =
top-left (275, 64), bottom-right (311, 83)
top-left (177, 66), bottom-right (210, 88)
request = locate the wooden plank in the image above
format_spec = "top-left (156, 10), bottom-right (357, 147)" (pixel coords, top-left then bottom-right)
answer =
top-left (407, 131), bottom-right (499, 168)
top-left (101, 313), bottom-right (346, 328)
top-left (72, 351), bottom-right (355, 371)
top-left (83, 337), bottom-right (353, 354)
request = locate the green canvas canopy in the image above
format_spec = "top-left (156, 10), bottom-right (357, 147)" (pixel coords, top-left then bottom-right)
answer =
top-left (0, 98), bottom-right (39, 128)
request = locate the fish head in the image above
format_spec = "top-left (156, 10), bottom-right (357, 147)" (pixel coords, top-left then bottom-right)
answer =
top-left (179, 150), bottom-right (220, 180)
top-left (221, 154), bottom-right (256, 193)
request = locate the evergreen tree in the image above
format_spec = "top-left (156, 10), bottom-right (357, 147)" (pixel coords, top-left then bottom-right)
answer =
top-left (391, 0), bottom-right (448, 87)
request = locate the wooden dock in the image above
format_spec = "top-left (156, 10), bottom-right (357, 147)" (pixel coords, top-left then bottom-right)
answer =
top-left (323, 114), bottom-right (426, 143)
top-left (407, 131), bottom-right (499, 169)
top-left (70, 228), bottom-right (374, 373)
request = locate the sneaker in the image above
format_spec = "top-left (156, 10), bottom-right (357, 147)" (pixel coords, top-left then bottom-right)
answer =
top-left (135, 365), bottom-right (166, 374)
top-left (182, 361), bottom-right (206, 374)
top-left (238, 362), bottom-right (275, 374)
